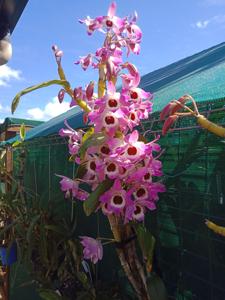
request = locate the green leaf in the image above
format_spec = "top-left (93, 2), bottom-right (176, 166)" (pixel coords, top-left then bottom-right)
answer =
top-left (20, 123), bottom-right (26, 141)
top-left (79, 132), bottom-right (106, 160)
top-left (147, 273), bottom-right (168, 300)
top-left (11, 79), bottom-right (71, 114)
top-left (74, 164), bottom-right (87, 180)
top-left (83, 179), bottom-right (114, 216)
top-left (38, 288), bottom-right (63, 300)
top-left (12, 140), bottom-right (22, 148)
top-left (26, 214), bottom-right (41, 243)
top-left (44, 224), bottom-right (67, 236)
top-left (135, 224), bottom-right (155, 273)
top-left (39, 222), bottom-right (48, 265)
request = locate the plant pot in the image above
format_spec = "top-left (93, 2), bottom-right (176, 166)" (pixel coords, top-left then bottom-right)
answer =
top-left (0, 242), bottom-right (17, 266)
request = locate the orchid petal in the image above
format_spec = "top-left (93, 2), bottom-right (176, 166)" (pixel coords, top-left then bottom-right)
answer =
top-left (107, 2), bottom-right (117, 18)
top-left (129, 130), bottom-right (139, 144)
top-left (162, 115), bottom-right (179, 135)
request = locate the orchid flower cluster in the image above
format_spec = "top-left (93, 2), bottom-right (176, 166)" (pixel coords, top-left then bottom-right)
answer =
top-left (57, 2), bottom-right (165, 264)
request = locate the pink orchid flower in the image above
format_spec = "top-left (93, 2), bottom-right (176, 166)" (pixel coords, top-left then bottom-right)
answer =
top-left (80, 236), bottom-right (103, 264)
top-left (100, 179), bottom-right (128, 215)
top-left (75, 54), bottom-right (92, 70)
top-left (57, 175), bottom-right (89, 200)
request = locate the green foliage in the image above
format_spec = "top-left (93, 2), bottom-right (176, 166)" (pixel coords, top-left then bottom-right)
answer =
top-left (38, 289), bottom-right (64, 300)
top-left (0, 188), bottom-right (93, 299)
top-left (79, 132), bottom-right (106, 159)
top-left (83, 178), bottom-right (114, 216)
top-left (135, 223), bottom-right (155, 272)
top-left (20, 123), bottom-right (26, 141)
top-left (12, 140), bottom-right (22, 147)
top-left (147, 273), bottom-right (168, 300)
top-left (11, 79), bottom-right (71, 114)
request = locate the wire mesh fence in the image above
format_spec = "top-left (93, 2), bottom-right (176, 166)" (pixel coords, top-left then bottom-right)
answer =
top-left (9, 97), bottom-right (225, 299)
top-left (142, 97), bottom-right (225, 300)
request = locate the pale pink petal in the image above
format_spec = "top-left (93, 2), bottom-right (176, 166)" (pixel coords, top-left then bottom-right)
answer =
top-left (129, 130), bottom-right (139, 144)
top-left (108, 81), bottom-right (116, 94)
top-left (108, 2), bottom-right (117, 18)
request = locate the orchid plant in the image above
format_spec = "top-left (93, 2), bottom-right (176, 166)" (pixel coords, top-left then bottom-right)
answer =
top-left (56, 3), bottom-right (165, 299)
top-left (11, 2), bottom-right (165, 299)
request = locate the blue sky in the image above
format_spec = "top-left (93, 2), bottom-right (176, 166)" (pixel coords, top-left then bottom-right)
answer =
top-left (1, 0), bottom-right (225, 122)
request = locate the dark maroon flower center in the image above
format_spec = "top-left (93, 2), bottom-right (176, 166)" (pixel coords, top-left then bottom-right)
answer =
top-left (106, 20), bottom-right (113, 27)
top-left (107, 163), bottom-right (116, 172)
top-left (101, 145), bottom-right (110, 155)
top-left (134, 205), bottom-right (142, 215)
top-left (113, 195), bottom-right (123, 205)
top-left (127, 146), bottom-right (137, 156)
top-left (108, 99), bottom-right (118, 107)
top-left (90, 161), bottom-right (96, 171)
top-left (130, 112), bottom-right (136, 121)
top-left (144, 173), bottom-right (151, 180)
top-left (136, 188), bottom-right (146, 197)
top-left (105, 115), bottom-right (115, 125)
top-left (130, 91), bottom-right (138, 100)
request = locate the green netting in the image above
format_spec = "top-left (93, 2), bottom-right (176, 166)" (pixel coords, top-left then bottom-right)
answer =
top-left (140, 42), bottom-right (225, 112)
top-left (10, 136), bottom-right (125, 299)
top-left (141, 98), bottom-right (225, 299)
top-left (9, 97), bottom-right (225, 299)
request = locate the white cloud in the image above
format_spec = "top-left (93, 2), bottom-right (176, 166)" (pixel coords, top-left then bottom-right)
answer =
top-left (0, 65), bottom-right (22, 87)
top-left (194, 14), bottom-right (225, 29)
top-left (27, 97), bottom-right (71, 121)
top-left (195, 20), bottom-right (210, 29)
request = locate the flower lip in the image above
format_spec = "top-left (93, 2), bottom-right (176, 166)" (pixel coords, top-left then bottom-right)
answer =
top-left (134, 205), bottom-right (142, 214)
top-left (107, 163), bottom-right (116, 172)
top-left (100, 145), bottom-right (110, 155)
top-left (106, 19), bottom-right (113, 27)
top-left (133, 204), bottom-right (144, 221)
top-left (134, 186), bottom-right (148, 200)
top-left (130, 90), bottom-right (138, 100)
top-left (87, 160), bottom-right (97, 174)
top-left (127, 146), bottom-right (138, 156)
top-left (107, 98), bottom-right (118, 108)
top-left (113, 195), bottom-right (123, 205)
top-left (144, 172), bottom-right (152, 182)
top-left (105, 115), bottom-right (115, 125)
top-left (130, 112), bottom-right (136, 121)
top-left (104, 161), bottom-right (119, 178)
top-left (90, 161), bottom-right (96, 171)
top-left (110, 193), bottom-right (126, 208)
top-left (137, 188), bottom-right (146, 197)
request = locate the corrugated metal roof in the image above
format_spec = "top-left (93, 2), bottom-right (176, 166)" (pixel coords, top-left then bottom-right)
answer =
top-left (1, 106), bottom-right (84, 145)
top-left (139, 42), bottom-right (225, 111)
top-left (0, 117), bottom-right (43, 133)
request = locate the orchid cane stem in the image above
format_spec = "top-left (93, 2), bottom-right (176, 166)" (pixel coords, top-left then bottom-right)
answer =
top-left (108, 215), bottom-right (150, 300)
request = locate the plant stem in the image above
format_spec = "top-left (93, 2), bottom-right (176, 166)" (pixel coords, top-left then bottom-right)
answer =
top-left (107, 215), bottom-right (150, 300)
